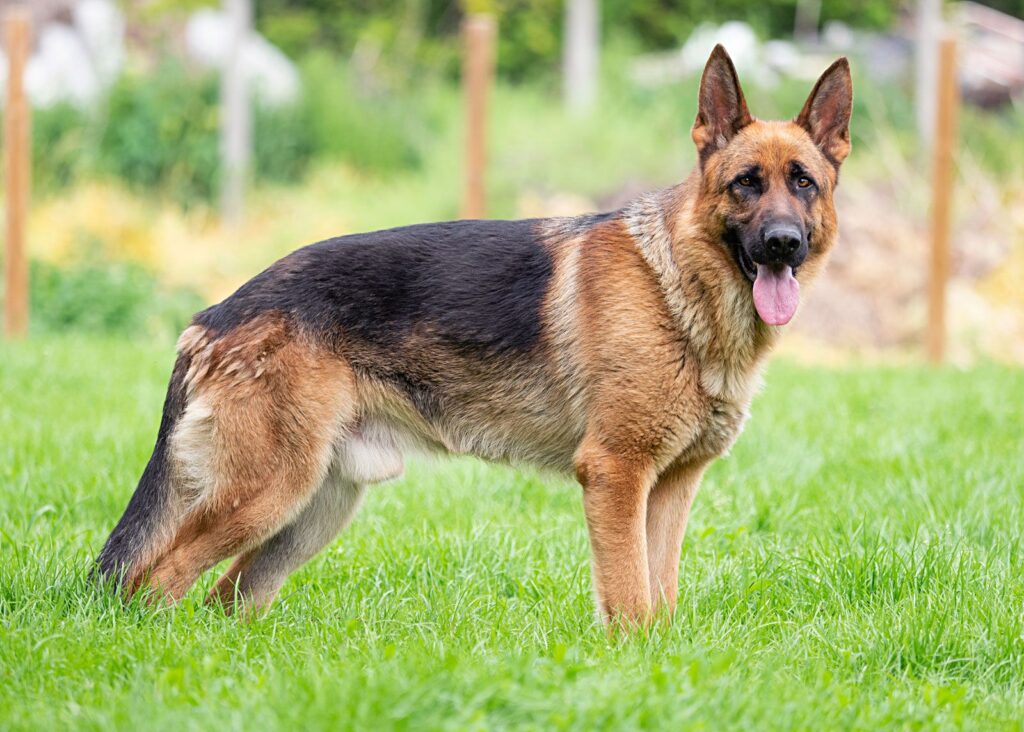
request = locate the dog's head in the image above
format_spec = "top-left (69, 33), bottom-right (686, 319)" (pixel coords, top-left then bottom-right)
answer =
top-left (691, 45), bottom-right (852, 326)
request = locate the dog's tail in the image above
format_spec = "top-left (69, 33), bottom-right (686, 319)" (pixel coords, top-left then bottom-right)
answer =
top-left (93, 351), bottom-right (191, 591)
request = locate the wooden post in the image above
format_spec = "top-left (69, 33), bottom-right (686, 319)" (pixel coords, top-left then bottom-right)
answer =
top-left (461, 14), bottom-right (495, 220)
top-left (221, 0), bottom-right (251, 226)
top-left (926, 35), bottom-right (958, 364)
top-left (4, 8), bottom-right (31, 339)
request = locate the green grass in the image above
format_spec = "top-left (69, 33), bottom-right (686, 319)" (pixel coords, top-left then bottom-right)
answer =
top-left (2, 337), bottom-right (1023, 730)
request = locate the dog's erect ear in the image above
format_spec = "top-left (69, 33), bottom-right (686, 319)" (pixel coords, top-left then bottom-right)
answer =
top-left (691, 44), bottom-right (753, 164)
top-left (795, 58), bottom-right (853, 169)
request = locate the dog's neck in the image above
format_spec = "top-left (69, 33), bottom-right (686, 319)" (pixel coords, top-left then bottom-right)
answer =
top-left (622, 185), bottom-right (777, 403)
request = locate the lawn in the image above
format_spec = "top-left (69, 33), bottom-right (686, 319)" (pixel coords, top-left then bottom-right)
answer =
top-left (1, 336), bottom-right (1023, 730)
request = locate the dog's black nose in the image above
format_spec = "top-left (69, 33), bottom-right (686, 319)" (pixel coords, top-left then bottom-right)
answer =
top-left (764, 227), bottom-right (802, 262)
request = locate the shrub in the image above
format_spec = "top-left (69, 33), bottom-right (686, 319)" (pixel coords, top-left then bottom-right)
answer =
top-left (254, 101), bottom-right (316, 184)
top-left (31, 55), bottom-right (423, 204)
top-left (97, 61), bottom-right (221, 206)
top-left (255, 1), bottom-right (900, 81)
top-left (298, 51), bottom-right (424, 173)
top-left (27, 250), bottom-right (204, 339)
top-left (33, 102), bottom-right (90, 194)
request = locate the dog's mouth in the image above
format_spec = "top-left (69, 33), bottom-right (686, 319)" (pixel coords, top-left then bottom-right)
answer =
top-left (752, 263), bottom-right (800, 325)
top-left (733, 243), bottom-right (757, 283)
top-left (728, 239), bottom-right (801, 326)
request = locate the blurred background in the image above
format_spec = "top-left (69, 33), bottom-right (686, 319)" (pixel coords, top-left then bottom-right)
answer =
top-left (0, 0), bottom-right (1021, 362)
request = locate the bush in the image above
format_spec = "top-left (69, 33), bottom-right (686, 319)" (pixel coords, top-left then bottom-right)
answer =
top-left (255, 0), bottom-right (900, 81)
top-left (298, 52), bottom-right (424, 173)
top-left (28, 250), bottom-right (204, 339)
top-left (255, 54), bottom-right (427, 181)
top-left (33, 103), bottom-right (90, 194)
top-left (97, 62), bottom-right (221, 206)
top-left (254, 101), bottom-right (316, 184)
top-left (98, 59), bottom-right (324, 199)
top-left (27, 55), bottom-right (425, 205)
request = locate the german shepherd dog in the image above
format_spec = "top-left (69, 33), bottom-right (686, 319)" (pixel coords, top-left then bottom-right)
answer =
top-left (95, 46), bottom-right (851, 627)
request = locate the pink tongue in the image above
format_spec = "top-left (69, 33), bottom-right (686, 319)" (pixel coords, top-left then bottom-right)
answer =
top-left (752, 265), bottom-right (800, 325)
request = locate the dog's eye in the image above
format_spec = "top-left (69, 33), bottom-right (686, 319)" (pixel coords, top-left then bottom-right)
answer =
top-left (796, 176), bottom-right (813, 188)
top-left (737, 176), bottom-right (754, 187)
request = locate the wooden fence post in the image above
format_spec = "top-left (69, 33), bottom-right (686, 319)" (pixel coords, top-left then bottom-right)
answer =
top-left (461, 14), bottom-right (496, 220)
top-left (4, 8), bottom-right (31, 339)
top-left (926, 34), bottom-right (958, 364)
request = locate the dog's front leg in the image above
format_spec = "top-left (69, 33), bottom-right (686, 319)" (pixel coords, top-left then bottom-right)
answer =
top-left (646, 459), bottom-right (708, 616)
top-left (575, 446), bottom-right (655, 629)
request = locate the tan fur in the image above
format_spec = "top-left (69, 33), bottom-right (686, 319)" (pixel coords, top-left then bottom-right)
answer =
top-left (111, 47), bottom-right (851, 627)
top-left (646, 460), bottom-right (707, 612)
top-left (138, 316), bottom-right (356, 600)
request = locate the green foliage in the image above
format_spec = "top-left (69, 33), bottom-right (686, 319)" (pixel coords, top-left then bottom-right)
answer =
top-left (22, 9), bottom-right (1018, 209)
top-left (257, 0), bottom-right (460, 72)
top-left (607, 0), bottom-right (898, 49)
top-left (980, 0), bottom-right (1024, 16)
top-left (97, 62), bottom-right (221, 205)
top-left (27, 252), bottom-right (204, 339)
top-left (297, 51), bottom-right (424, 173)
top-left (253, 101), bottom-right (316, 184)
top-left (254, 0), bottom-right (899, 80)
top-left (29, 54), bottom-right (426, 204)
top-left (32, 103), bottom-right (90, 194)
top-left (2, 343), bottom-right (1024, 728)
top-left (491, 0), bottom-right (561, 82)
top-left (958, 104), bottom-right (1024, 177)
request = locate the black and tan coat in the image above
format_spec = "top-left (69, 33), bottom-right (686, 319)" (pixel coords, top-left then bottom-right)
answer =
top-left (95, 46), bottom-right (853, 628)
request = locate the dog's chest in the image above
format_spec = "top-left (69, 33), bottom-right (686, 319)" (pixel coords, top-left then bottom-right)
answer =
top-left (687, 395), bottom-right (751, 462)
top-left (669, 361), bottom-right (762, 466)
top-left (687, 322), bottom-right (768, 460)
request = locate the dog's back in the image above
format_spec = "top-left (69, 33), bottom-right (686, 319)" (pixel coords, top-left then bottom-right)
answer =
top-left (94, 212), bottom-right (619, 601)
top-left (95, 45), bottom-right (852, 627)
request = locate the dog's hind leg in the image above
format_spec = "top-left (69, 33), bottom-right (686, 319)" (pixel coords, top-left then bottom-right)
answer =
top-left (143, 320), bottom-right (356, 602)
top-left (206, 469), bottom-right (365, 612)
top-left (207, 424), bottom-right (406, 612)
top-left (94, 347), bottom-right (194, 592)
